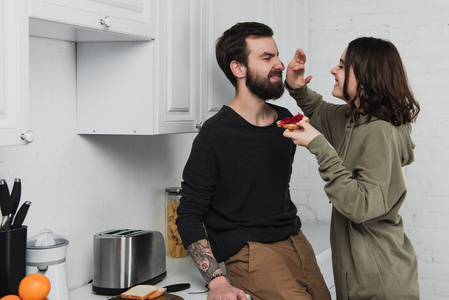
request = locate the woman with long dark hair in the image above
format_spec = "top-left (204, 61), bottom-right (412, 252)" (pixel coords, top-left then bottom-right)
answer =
top-left (283, 37), bottom-right (420, 299)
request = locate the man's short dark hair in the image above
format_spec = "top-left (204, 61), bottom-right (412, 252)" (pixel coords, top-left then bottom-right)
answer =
top-left (215, 22), bottom-right (274, 86)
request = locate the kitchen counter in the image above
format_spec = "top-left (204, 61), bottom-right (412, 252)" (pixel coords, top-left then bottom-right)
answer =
top-left (70, 223), bottom-right (332, 300)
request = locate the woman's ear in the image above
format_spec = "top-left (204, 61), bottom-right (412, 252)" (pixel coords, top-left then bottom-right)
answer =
top-left (230, 60), bottom-right (246, 79)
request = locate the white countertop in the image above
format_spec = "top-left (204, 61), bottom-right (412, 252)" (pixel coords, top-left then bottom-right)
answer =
top-left (70, 223), bottom-right (330, 300)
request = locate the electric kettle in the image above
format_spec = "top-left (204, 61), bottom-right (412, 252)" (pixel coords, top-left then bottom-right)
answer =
top-left (26, 229), bottom-right (70, 300)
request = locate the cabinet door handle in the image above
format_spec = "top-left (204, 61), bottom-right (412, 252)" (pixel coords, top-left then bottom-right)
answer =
top-left (195, 122), bottom-right (203, 130)
top-left (20, 130), bottom-right (35, 143)
top-left (100, 16), bottom-right (111, 27)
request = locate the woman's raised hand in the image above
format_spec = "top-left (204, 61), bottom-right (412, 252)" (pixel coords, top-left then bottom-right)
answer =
top-left (286, 48), bottom-right (313, 89)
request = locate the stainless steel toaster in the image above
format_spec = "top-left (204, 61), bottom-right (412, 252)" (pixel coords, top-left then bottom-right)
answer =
top-left (92, 229), bottom-right (166, 295)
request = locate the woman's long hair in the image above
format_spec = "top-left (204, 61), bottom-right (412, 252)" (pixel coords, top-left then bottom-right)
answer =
top-left (343, 37), bottom-right (420, 125)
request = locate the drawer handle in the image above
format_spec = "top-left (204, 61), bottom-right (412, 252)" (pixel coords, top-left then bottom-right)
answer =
top-left (20, 130), bottom-right (35, 143)
top-left (100, 16), bottom-right (111, 27)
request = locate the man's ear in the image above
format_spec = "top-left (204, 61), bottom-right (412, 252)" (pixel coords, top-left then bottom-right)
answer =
top-left (230, 60), bottom-right (246, 79)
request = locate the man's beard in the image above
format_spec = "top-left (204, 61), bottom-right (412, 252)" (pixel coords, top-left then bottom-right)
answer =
top-left (246, 67), bottom-right (285, 100)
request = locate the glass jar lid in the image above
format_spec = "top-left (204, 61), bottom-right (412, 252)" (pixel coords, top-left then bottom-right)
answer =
top-left (165, 187), bottom-right (182, 194)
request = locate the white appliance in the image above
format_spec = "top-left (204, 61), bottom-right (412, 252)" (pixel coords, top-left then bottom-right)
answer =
top-left (26, 229), bottom-right (70, 300)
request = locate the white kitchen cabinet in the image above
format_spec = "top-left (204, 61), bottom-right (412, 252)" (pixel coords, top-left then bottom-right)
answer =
top-left (76, 41), bottom-right (155, 134)
top-left (76, 0), bottom-right (202, 135)
top-left (29, 0), bottom-right (156, 42)
top-left (76, 0), bottom-right (310, 135)
top-left (153, 0), bottom-right (202, 134)
top-left (0, 0), bottom-right (31, 146)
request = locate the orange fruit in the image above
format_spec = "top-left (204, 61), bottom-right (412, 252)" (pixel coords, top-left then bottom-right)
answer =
top-left (18, 273), bottom-right (51, 300)
top-left (0, 295), bottom-right (22, 300)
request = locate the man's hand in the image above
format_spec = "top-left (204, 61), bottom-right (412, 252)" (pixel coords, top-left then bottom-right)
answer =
top-left (286, 48), bottom-right (313, 89)
top-left (187, 240), bottom-right (247, 300)
top-left (207, 276), bottom-right (247, 300)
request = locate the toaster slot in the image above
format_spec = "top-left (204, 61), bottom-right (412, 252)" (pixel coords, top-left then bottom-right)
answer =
top-left (120, 230), bottom-right (142, 236)
top-left (125, 230), bottom-right (149, 237)
top-left (97, 229), bottom-right (141, 237)
top-left (99, 229), bottom-right (125, 236)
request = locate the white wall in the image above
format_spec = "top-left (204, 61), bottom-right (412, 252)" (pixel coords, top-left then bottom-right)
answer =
top-left (0, 37), bottom-right (197, 289)
top-left (289, 1), bottom-right (449, 299)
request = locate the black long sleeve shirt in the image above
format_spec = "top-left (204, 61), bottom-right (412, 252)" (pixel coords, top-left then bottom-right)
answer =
top-left (176, 104), bottom-right (301, 262)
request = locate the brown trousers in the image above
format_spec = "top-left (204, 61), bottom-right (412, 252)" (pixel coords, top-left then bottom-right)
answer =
top-left (224, 230), bottom-right (331, 300)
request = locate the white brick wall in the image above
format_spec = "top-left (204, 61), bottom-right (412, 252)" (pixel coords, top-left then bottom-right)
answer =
top-left (289, 1), bottom-right (449, 298)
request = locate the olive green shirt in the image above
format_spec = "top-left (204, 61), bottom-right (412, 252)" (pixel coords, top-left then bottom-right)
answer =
top-left (288, 86), bottom-right (419, 299)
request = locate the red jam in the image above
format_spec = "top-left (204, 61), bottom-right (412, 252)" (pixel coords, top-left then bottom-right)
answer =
top-left (278, 112), bottom-right (307, 125)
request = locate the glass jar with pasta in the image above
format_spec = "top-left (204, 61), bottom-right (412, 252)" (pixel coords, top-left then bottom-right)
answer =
top-left (165, 187), bottom-right (188, 258)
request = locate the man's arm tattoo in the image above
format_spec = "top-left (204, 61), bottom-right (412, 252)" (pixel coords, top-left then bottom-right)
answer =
top-left (187, 239), bottom-right (224, 283)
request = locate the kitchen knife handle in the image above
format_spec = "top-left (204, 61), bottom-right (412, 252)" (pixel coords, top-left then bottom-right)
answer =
top-left (164, 283), bottom-right (191, 293)
top-left (0, 215), bottom-right (11, 231)
top-left (11, 201), bottom-right (31, 229)
top-left (11, 178), bottom-right (22, 216)
top-left (0, 179), bottom-right (11, 216)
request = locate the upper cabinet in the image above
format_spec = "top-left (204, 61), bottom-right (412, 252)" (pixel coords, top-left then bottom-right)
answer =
top-left (0, 0), bottom-right (31, 146)
top-left (76, 0), bottom-right (309, 135)
top-left (29, 0), bottom-right (156, 41)
top-left (153, 0), bottom-right (202, 134)
top-left (1, 0), bottom-right (309, 139)
top-left (76, 0), bottom-right (202, 135)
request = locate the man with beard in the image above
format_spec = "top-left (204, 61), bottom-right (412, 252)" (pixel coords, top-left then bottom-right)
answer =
top-left (176, 22), bottom-right (330, 300)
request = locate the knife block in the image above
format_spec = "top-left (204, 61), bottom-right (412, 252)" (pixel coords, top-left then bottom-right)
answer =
top-left (0, 226), bottom-right (27, 297)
